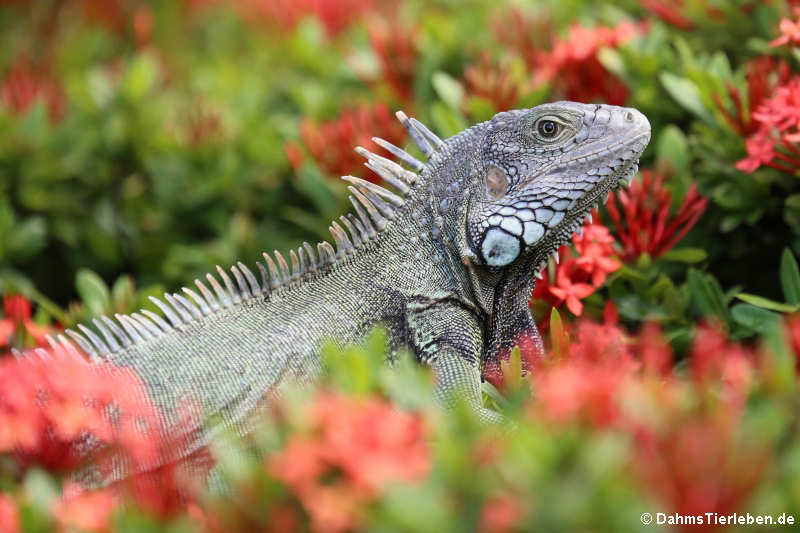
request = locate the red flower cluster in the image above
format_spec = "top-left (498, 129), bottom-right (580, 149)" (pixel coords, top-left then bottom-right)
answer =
top-left (0, 58), bottom-right (65, 122)
top-left (532, 22), bottom-right (640, 106)
top-left (531, 320), bottom-right (638, 427)
top-left (737, 16), bottom-right (800, 174)
top-left (736, 76), bottom-right (800, 173)
top-left (532, 216), bottom-right (622, 316)
top-left (367, 18), bottom-right (418, 103)
top-left (714, 56), bottom-right (792, 137)
top-left (523, 316), bottom-right (766, 520)
top-left (285, 104), bottom-right (406, 181)
top-left (0, 294), bottom-right (57, 351)
top-left (235, 0), bottom-right (379, 38)
top-left (268, 391), bottom-right (429, 533)
top-left (0, 347), bottom-right (161, 473)
top-left (631, 326), bottom-right (762, 520)
top-left (606, 170), bottom-right (708, 262)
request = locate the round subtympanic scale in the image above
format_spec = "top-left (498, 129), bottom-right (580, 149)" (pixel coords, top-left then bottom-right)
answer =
top-left (481, 227), bottom-right (520, 267)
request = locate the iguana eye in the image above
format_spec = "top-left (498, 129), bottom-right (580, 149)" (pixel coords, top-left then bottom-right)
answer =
top-left (537, 119), bottom-right (561, 138)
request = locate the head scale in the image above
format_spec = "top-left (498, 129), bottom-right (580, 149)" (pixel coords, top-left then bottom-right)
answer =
top-left (465, 101), bottom-right (651, 269)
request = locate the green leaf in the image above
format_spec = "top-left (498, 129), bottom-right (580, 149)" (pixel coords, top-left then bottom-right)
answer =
top-left (500, 345), bottom-right (523, 391)
top-left (660, 247), bottom-right (707, 263)
top-left (550, 307), bottom-right (569, 358)
top-left (735, 293), bottom-right (800, 313)
top-left (655, 125), bottom-right (689, 175)
top-left (780, 248), bottom-right (800, 305)
top-left (122, 53), bottom-right (158, 101)
top-left (660, 72), bottom-right (712, 123)
top-left (431, 71), bottom-right (464, 110)
top-left (731, 304), bottom-right (780, 334)
top-left (75, 269), bottom-right (111, 316)
top-left (687, 268), bottom-right (729, 321)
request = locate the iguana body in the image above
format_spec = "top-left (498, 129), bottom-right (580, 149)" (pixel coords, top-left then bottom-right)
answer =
top-left (33, 102), bottom-right (650, 482)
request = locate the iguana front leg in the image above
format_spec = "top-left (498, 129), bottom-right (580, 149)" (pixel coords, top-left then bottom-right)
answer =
top-left (407, 298), bottom-right (503, 423)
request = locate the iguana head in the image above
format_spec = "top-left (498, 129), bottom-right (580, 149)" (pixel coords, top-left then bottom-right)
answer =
top-left (464, 101), bottom-right (651, 269)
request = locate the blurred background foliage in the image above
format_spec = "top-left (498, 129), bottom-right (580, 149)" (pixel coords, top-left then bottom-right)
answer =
top-left (0, 0), bottom-right (797, 321)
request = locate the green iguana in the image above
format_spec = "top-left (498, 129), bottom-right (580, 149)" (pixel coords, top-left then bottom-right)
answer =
top-left (25, 101), bottom-right (650, 483)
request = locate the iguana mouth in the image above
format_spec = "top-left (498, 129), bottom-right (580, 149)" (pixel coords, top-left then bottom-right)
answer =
top-left (529, 153), bottom-right (642, 276)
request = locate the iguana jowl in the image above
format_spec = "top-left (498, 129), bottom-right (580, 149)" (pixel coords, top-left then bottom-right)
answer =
top-left (34, 101), bottom-right (650, 480)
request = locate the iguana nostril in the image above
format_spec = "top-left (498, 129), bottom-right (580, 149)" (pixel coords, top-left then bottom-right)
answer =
top-left (625, 111), bottom-right (635, 123)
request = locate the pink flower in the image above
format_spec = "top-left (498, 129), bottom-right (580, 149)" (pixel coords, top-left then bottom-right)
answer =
top-left (771, 13), bottom-right (800, 48)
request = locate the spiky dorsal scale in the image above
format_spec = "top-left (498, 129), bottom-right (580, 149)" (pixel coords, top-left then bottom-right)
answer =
top-left (24, 111), bottom-right (448, 467)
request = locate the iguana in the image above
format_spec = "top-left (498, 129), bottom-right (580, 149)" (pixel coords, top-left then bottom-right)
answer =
top-left (26, 101), bottom-right (650, 482)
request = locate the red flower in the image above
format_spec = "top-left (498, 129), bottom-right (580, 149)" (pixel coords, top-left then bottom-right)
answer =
top-left (0, 494), bottom-right (19, 533)
top-left (633, 411), bottom-right (768, 521)
top-left (532, 22), bottom-right (640, 105)
top-left (0, 294), bottom-right (56, 350)
top-left (463, 53), bottom-right (528, 114)
top-left (288, 104), bottom-right (406, 181)
top-left (605, 170), bottom-right (708, 262)
top-left (82, 0), bottom-right (125, 33)
top-left (771, 11), bottom-right (800, 48)
top-left (736, 131), bottom-right (777, 173)
top-left (269, 391), bottom-right (429, 533)
top-left (367, 17), bottom-right (417, 102)
top-left (133, 7), bottom-right (155, 47)
top-left (573, 223), bottom-right (622, 286)
top-left (639, 0), bottom-right (693, 30)
top-left (714, 56), bottom-right (792, 137)
top-left (690, 323), bottom-right (755, 400)
top-left (235, 0), bottom-right (379, 38)
top-left (636, 322), bottom-right (673, 377)
top-left (532, 217), bottom-right (622, 317)
top-left (547, 260), bottom-right (596, 316)
top-left (735, 48), bottom-right (800, 173)
top-left (0, 347), bottom-right (161, 473)
top-left (52, 483), bottom-right (117, 533)
top-left (786, 313), bottom-right (800, 369)
top-left (532, 321), bottom-right (637, 428)
top-left (0, 58), bottom-right (65, 122)
top-left (491, 7), bottom-right (552, 70)
top-left (478, 493), bottom-right (524, 533)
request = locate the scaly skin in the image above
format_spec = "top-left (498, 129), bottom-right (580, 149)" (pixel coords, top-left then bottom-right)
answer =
top-left (37, 101), bottom-right (650, 482)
